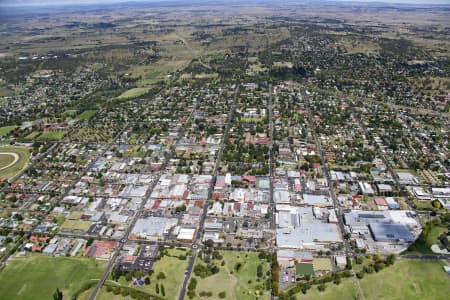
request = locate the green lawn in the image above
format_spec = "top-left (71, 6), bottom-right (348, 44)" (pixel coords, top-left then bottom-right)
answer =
top-left (0, 87), bottom-right (14, 97)
top-left (60, 219), bottom-right (93, 232)
top-left (407, 223), bottom-right (448, 255)
top-left (147, 248), bottom-right (189, 299)
top-left (191, 251), bottom-right (270, 300)
top-left (0, 125), bottom-right (16, 137)
top-left (0, 153), bottom-right (16, 168)
top-left (116, 88), bottom-right (150, 100)
top-left (99, 248), bottom-right (189, 299)
top-left (23, 131), bottom-right (40, 140)
top-left (123, 145), bottom-right (147, 158)
top-left (0, 145), bottom-right (30, 179)
top-left (0, 253), bottom-right (106, 300)
top-left (298, 260), bottom-right (450, 300)
top-left (77, 110), bottom-right (98, 121)
top-left (37, 130), bottom-right (68, 141)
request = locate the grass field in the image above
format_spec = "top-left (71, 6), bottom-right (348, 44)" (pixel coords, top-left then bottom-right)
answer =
top-left (116, 88), bottom-right (150, 99)
top-left (407, 223), bottom-right (448, 255)
top-left (0, 145), bottom-right (30, 179)
top-left (147, 248), bottom-right (189, 299)
top-left (123, 145), bottom-right (147, 158)
top-left (191, 251), bottom-right (270, 300)
top-left (78, 286), bottom-right (124, 300)
top-left (77, 110), bottom-right (98, 120)
top-left (60, 219), bottom-right (93, 232)
top-left (37, 130), bottom-right (68, 141)
top-left (298, 260), bottom-right (450, 300)
top-left (0, 253), bottom-right (106, 300)
top-left (101, 247), bottom-right (189, 299)
top-left (0, 125), bottom-right (16, 138)
top-left (0, 87), bottom-right (14, 97)
top-left (24, 131), bottom-right (40, 140)
top-left (0, 153), bottom-right (16, 168)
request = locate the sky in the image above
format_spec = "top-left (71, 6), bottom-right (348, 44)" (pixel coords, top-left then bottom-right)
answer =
top-left (0, 0), bottom-right (449, 7)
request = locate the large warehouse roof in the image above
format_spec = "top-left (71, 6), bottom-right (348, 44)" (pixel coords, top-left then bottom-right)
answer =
top-left (369, 223), bottom-right (415, 242)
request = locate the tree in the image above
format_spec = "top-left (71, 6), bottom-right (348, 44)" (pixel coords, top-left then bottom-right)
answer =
top-left (188, 278), bottom-right (197, 291)
top-left (156, 283), bottom-right (160, 294)
top-left (432, 200), bottom-right (442, 209)
top-left (175, 204), bottom-right (187, 213)
top-left (218, 291), bottom-right (226, 298)
top-left (161, 284), bottom-right (165, 296)
top-left (86, 237), bottom-right (94, 247)
top-left (144, 277), bottom-right (150, 285)
top-left (187, 290), bottom-right (196, 299)
top-left (386, 254), bottom-right (396, 266)
top-left (156, 272), bottom-right (166, 280)
top-left (205, 239), bottom-right (214, 248)
top-left (53, 288), bottom-right (63, 300)
top-left (346, 257), bottom-right (353, 270)
top-left (355, 256), bottom-right (364, 264)
top-left (317, 284), bottom-right (326, 292)
top-left (257, 264), bottom-right (263, 277)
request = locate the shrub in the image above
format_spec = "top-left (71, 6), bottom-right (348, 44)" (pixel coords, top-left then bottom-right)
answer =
top-left (156, 272), bottom-right (166, 280)
top-left (218, 291), bottom-right (226, 298)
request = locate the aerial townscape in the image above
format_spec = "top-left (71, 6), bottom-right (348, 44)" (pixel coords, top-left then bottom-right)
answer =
top-left (0, 0), bottom-right (449, 299)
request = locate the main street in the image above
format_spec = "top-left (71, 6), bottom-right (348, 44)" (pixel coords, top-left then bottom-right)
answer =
top-left (88, 104), bottom-right (197, 300)
top-left (302, 90), bottom-right (353, 257)
top-left (177, 85), bottom-right (239, 300)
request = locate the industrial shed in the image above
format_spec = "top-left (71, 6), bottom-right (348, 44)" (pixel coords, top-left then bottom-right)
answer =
top-left (369, 223), bottom-right (415, 242)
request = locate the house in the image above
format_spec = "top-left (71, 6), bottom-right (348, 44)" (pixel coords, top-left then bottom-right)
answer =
top-left (374, 197), bottom-right (388, 210)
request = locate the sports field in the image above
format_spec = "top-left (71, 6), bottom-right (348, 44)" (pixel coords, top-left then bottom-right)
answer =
top-left (0, 145), bottom-right (30, 179)
top-left (0, 253), bottom-right (106, 300)
top-left (299, 259), bottom-right (450, 300)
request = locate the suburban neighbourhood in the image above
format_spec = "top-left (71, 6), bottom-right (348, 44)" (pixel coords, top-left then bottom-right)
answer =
top-left (0, 0), bottom-right (449, 300)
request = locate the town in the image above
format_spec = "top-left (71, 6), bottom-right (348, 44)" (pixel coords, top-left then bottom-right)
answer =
top-left (0, 0), bottom-right (449, 300)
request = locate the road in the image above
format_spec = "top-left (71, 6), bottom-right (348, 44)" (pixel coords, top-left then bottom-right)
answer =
top-left (400, 254), bottom-right (450, 261)
top-left (268, 84), bottom-right (275, 231)
top-left (267, 84), bottom-right (276, 300)
top-left (303, 90), bottom-right (353, 257)
top-left (0, 121), bottom-right (124, 269)
top-left (89, 105), bottom-right (197, 300)
top-left (177, 85), bottom-right (239, 300)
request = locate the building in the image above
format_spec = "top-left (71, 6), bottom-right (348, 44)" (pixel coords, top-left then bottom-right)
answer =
top-left (176, 228), bottom-right (196, 243)
top-left (369, 223), bottom-right (415, 242)
top-left (359, 182), bottom-right (375, 195)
